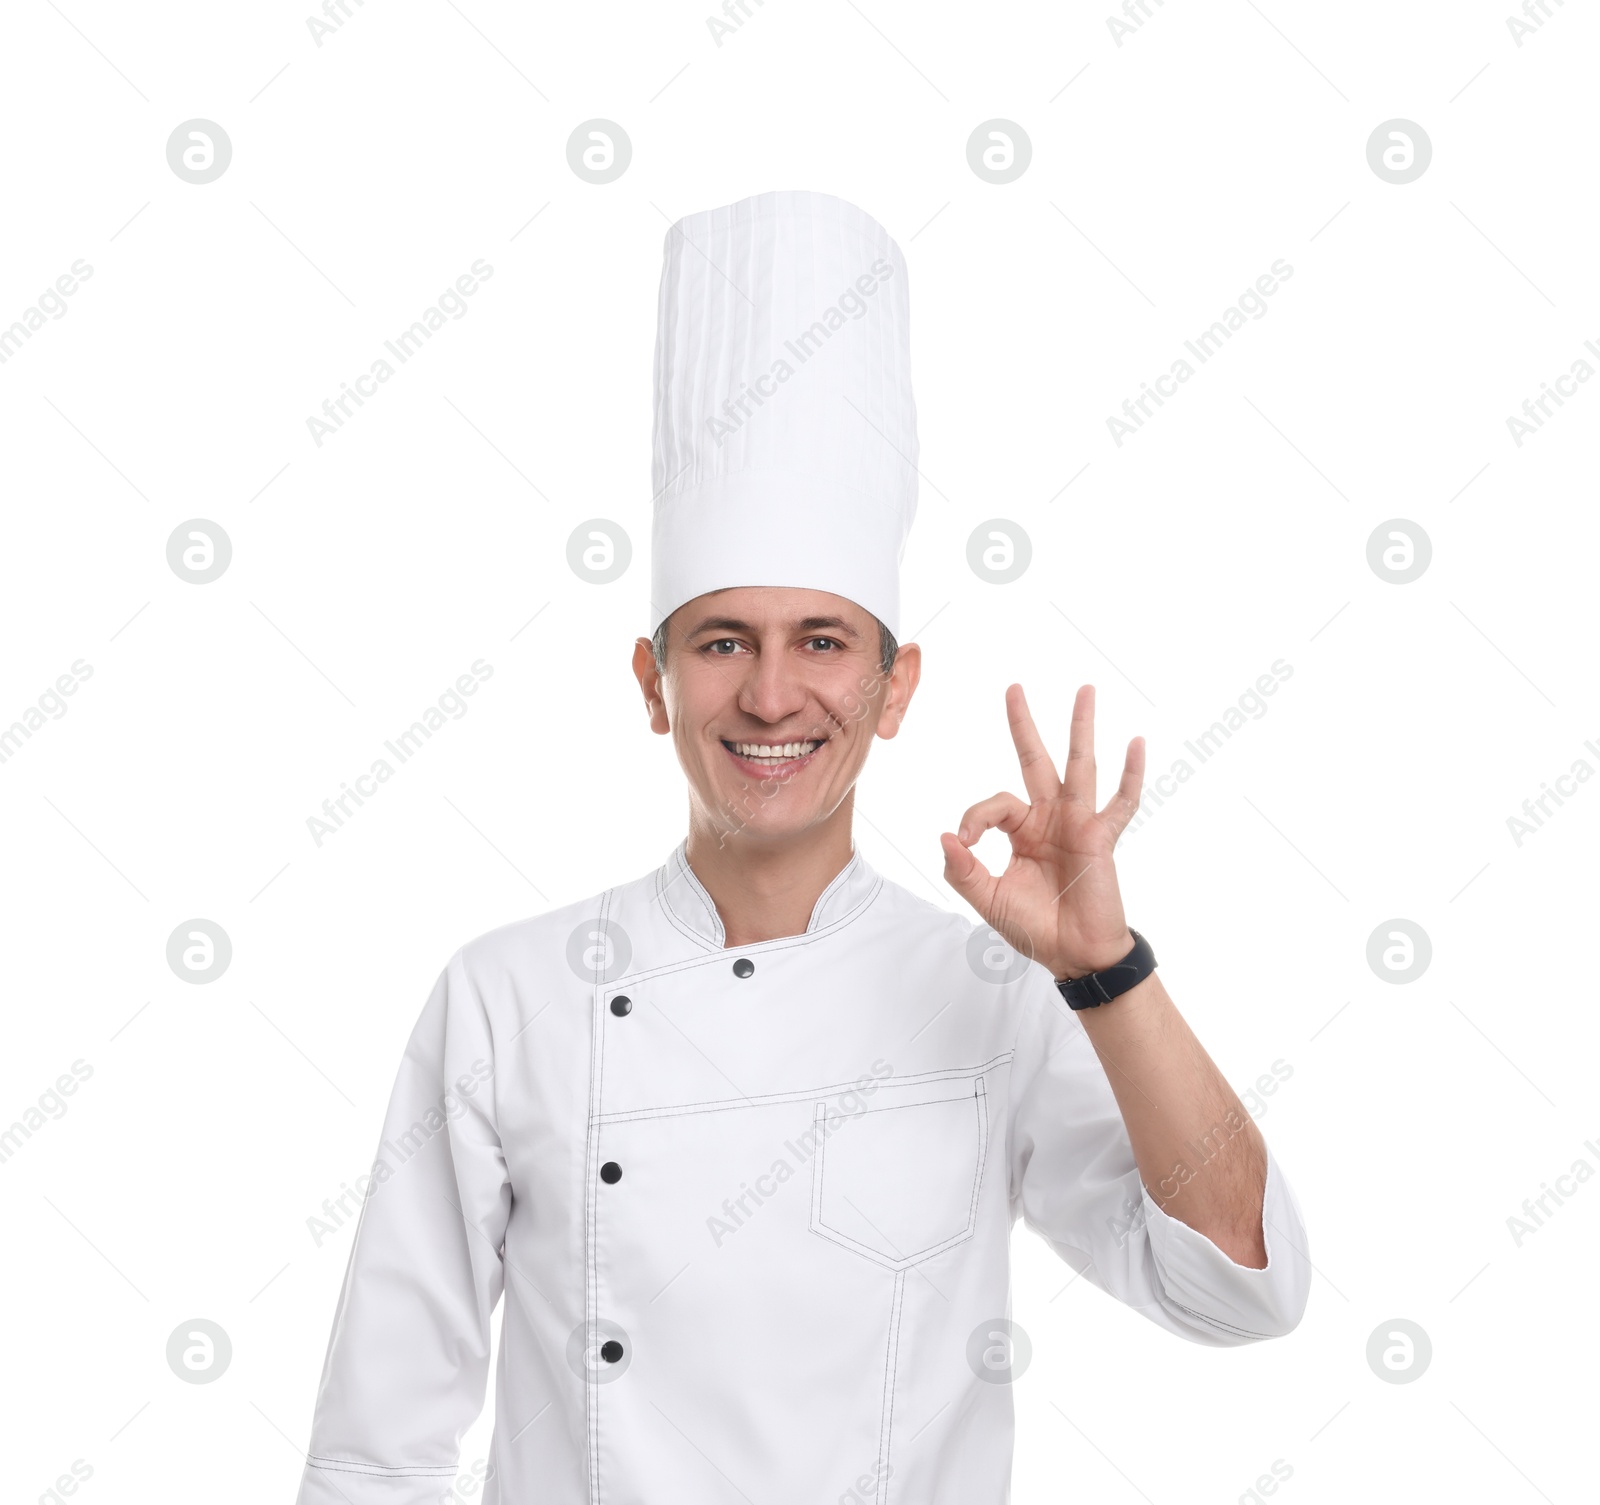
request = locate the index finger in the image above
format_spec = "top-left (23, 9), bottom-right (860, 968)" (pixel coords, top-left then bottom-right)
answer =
top-left (1005, 684), bottom-right (1062, 805)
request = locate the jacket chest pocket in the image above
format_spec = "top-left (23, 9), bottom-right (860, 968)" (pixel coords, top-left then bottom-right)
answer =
top-left (809, 1078), bottom-right (989, 1270)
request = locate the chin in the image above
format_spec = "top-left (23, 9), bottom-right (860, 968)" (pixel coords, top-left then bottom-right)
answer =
top-left (718, 803), bottom-right (819, 845)
top-left (701, 782), bottom-right (826, 844)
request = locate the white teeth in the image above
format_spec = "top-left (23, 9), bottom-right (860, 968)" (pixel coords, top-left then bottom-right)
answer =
top-left (731, 740), bottom-right (821, 759)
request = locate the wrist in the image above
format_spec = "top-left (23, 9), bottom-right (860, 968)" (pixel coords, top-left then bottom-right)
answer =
top-left (1049, 928), bottom-right (1136, 982)
top-left (1052, 928), bottom-right (1158, 1011)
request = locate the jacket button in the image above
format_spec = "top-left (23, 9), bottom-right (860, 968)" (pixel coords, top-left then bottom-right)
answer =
top-left (732, 958), bottom-right (754, 978)
top-left (600, 1340), bottom-right (624, 1363)
top-left (600, 1161), bottom-right (622, 1183)
top-left (609, 996), bottom-right (632, 1016)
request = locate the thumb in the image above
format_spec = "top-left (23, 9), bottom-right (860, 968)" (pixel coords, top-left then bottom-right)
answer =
top-left (940, 832), bottom-right (997, 915)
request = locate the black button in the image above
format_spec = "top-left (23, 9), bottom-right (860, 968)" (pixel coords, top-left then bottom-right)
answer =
top-left (600, 1161), bottom-right (622, 1183)
top-left (732, 958), bottom-right (754, 978)
top-left (600, 1339), bottom-right (624, 1363)
top-left (610, 996), bottom-right (632, 1016)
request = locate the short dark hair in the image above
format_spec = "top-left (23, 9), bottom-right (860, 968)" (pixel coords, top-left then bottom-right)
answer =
top-left (652, 614), bottom-right (899, 677)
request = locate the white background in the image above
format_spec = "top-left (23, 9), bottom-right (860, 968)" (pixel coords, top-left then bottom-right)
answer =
top-left (2, 1), bottom-right (1596, 1501)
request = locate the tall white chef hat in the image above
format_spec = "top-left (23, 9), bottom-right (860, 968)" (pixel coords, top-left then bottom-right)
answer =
top-left (649, 189), bottom-right (918, 640)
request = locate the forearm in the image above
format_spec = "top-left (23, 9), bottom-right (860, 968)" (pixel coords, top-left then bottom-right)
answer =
top-left (942, 680), bottom-right (1275, 1266)
top-left (1071, 969), bottom-right (1269, 1268)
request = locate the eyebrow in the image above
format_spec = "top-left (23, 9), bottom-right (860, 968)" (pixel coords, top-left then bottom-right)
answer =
top-left (683, 614), bottom-right (862, 641)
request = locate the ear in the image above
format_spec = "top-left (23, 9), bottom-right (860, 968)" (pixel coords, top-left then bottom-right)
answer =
top-left (874, 641), bottom-right (921, 741)
top-left (631, 638), bottom-right (671, 735)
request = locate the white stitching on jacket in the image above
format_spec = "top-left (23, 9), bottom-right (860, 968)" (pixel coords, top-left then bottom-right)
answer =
top-left (592, 1052), bottom-right (1015, 1125)
top-left (306, 1455), bottom-right (456, 1477)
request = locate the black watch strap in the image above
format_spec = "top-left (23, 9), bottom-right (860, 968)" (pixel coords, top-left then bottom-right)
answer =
top-left (1054, 929), bottom-right (1157, 1010)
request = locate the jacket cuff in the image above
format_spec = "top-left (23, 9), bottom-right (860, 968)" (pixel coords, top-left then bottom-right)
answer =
top-left (1138, 1147), bottom-right (1312, 1342)
top-left (297, 1456), bottom-right (458, 1505)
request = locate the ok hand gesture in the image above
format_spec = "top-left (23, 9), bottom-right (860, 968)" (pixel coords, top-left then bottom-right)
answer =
top-left (940, 684), bottom-right (1142, 981)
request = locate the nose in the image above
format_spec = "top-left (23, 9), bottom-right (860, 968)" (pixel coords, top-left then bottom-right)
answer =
top-left (735, 649), bottom-right (810, 727)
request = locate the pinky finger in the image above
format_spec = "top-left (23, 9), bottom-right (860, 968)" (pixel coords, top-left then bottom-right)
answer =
top-left (1100, 736), bottom-right (1145, 836)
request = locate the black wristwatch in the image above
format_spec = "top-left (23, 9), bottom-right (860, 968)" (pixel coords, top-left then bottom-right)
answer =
top-left (1054, 929), bottom-right (1157, 1010)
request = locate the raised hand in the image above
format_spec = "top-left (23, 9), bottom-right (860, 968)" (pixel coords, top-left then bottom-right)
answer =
top-left (940, 683), bottom-right (1142, 981)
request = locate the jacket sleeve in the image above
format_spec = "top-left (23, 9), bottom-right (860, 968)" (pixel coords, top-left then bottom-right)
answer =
top-left (296, 949), bottom-right (511, 1504)
top-left (1007, 968), bottom-right (1311, 1346)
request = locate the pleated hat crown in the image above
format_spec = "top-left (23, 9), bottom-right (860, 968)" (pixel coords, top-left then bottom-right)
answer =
top-left (650, 190), bottom-right (918, 638)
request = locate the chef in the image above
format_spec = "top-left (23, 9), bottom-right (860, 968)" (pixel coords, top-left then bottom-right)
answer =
top-left (293, 190), bottom-right (1311, 1505)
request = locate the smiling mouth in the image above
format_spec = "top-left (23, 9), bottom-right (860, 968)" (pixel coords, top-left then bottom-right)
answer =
top-left (720, 738), bottom-right (826, 770)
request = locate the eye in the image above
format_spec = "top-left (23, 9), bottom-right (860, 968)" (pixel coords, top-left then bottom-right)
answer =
top-left (702, 637), bottom-right (745, 656)
top-left (805, 637), bottom-right (843, 652)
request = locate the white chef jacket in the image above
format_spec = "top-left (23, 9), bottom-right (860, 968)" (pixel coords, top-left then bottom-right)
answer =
top-left (294, 839), bottom-right (1310, 1505)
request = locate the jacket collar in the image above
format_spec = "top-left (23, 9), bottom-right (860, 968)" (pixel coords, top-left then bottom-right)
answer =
top-left (655, 836), bottom-right (878, 950)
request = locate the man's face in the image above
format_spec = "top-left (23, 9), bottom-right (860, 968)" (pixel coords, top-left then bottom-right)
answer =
top-left (632, 586), bottom-right (921, 845)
